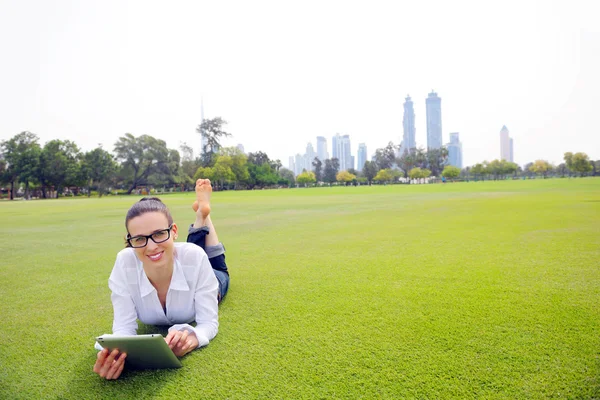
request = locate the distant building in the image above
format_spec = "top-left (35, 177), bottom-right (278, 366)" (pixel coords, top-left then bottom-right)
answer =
top-left (357, 143), bottom-right (367, 171)
top-left (447, 132), bottom-right (463, 169)
top-left (332, 133), bottom-right (353, 170)
top-left (509, 138), bottom-right (514, 163)
top-left (316, 136), bottom-right (329, 161)
top-left (236, 144), bottom-right (245, 154)
top-left (294, 153), bottom-right (304, 176)
top-left (288, 156), bottom-right (295, 172)
top-left (304, 142), bottom-right (316, 172)
top-left (400, 95), bottom-right (416, 155)
top-left (500, 125), bottom-right (514, 162)
top-left (426, 91), bottom-right (442, 150)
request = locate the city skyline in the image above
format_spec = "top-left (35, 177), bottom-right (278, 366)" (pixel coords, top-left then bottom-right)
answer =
top-left (1, 1), bottom-right (598, 168)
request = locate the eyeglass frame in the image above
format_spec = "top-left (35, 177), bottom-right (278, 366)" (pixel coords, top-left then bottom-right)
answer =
top-left (126, 225), bottom-right (174, 248)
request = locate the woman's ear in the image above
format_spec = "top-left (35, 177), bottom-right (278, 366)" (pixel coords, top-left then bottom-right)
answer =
top-left (172, 223), bottom-right (178, 240)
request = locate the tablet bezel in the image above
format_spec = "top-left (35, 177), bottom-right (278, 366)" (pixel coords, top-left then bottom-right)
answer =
top-left (96, 334), bottom-right (182, 369)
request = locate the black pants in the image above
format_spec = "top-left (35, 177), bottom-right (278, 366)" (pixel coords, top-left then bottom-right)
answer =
top-left (186, 226), bottom-right (229, 303)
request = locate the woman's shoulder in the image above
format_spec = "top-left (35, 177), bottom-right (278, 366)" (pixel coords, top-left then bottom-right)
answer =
top-left (175, 242), bottom-right (208, 258)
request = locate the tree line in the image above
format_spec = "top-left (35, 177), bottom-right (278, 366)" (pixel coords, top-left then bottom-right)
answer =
top-left (1, 119), bottom-right (598, 200)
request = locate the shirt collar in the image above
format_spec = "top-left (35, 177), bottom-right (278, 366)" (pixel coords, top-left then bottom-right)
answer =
top-left (139, 258), bottom-right (190, 297)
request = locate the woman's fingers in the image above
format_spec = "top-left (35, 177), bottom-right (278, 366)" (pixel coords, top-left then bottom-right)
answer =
top-left (105, 353), bottom-right (126, 380)
top-left (98, 349), bottom-right (120, 378)
top-left (176, 331), bottom-right (189, 349)
top-left (93, 349), bottom-right (108, 373)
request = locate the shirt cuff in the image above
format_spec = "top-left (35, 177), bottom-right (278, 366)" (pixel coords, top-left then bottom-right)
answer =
top-left (169, 324), bottom-right (210, 348)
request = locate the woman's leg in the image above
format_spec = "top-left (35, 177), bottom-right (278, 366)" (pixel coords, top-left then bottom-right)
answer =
top-left (188, 179), bottom-right (229, 302)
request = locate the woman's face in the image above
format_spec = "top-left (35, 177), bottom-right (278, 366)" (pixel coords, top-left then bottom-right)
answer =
top-left (126, 211), bottom-right (178, 271)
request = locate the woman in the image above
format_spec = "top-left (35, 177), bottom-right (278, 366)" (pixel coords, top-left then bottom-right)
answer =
top-left (93, 179), bottom-right (229, 380)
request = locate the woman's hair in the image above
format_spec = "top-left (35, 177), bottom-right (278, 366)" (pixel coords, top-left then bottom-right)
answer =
top-left (125, 197), bottom-right (174, 232)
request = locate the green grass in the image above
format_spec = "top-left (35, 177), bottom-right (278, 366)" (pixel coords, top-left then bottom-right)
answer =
top-left (1, 179), bottom-right (599, 399)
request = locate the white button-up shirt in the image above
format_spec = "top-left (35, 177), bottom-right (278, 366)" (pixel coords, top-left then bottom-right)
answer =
top-left (107, 242), bottom-right (219, 347)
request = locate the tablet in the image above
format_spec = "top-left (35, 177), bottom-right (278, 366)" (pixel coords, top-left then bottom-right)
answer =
top-left (96, 334), bottom-right (182, 369)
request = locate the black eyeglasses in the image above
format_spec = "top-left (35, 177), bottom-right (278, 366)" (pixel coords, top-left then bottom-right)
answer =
top-left (127, 225), bottom-right (173, 248)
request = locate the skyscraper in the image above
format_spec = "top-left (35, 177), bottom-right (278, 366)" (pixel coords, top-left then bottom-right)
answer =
top-left (447, 132), bottom-right (463, 169)
top-left (357, 143), bottom-right (367, 171)
top-left (304, 142), bottom-right (316, 172)
top-left (509, 138), bottom-right (514, 163)
top-left (500, 125), bottom-right (513, 162)
top-left (401, 95), bottom-right (416, 155)
top-left (340, 135), bottom-right (353, 170)
top-left (426, 91), bottom-right (442, 149)
top-left (200, 98), bottom-right (208, 154)
top-left (316, 136), bottom-right (329, 161)
top-left (332, 134), bottom-right (340, 160)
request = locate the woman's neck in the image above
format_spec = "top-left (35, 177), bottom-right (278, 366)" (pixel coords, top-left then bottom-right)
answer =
top-left (144, 263), bottom-right (173, 290)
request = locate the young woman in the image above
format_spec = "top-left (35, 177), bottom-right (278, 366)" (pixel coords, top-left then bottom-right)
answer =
top-left (93, 179), bottom-right (229, 380)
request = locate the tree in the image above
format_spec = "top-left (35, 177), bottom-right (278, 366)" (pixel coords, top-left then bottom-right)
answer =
top-left (312, 157), bottom-right (323, 182)
top-left (37, 139), bottom-right (82, 197)
top-left (277, 167), bottom-right (295, 187)
top-left (563, 152), bottom-right (574, 173)
top-left (114, 133), bottom-right (173, 194)
top-left (471, 163), bottom-right (486, 180)
top-left (571, 152), bottom-right (593, 176)
top-left (323, 158), bottom-right (340, 185)
top-left (373, 142), bottom-right (397, 170)
top-left (81, 147), bottom-right (118, 196)
top-left (442, 165), bottom-right (461, 181)
top-left (362, 160), bottom-right (377, 185)
top-left (409, 167), bottom-right (431, 180)
top-left (425, 147), bottom-right (448, 176)
top-left (529, 160), bottom-right (553, 178)
top-left (220, 147), bottom-right (250, 189)
top-left (179, 142), bottom-right (199, 188)
top-left (374, 169), bottom-right (394, 183)
top-left (247, 151), bottom-right (278, 189)
top-left (296, 171), bottom-right (316, 187)
top-left (336, 170), bottom-right (356, 186)
top-left (0, 131), bottom-right (41, 200)
top-left (197, 117), bottom-right (232, 167)
top-left (212, 155), bottom-right (236, 189)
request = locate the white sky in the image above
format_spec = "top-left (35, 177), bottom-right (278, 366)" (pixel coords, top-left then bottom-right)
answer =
top-left (0, 0), bottom-right (598, 167)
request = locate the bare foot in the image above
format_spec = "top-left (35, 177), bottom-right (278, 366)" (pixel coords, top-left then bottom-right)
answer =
top-left (192, 179), bottom-right (212, 219)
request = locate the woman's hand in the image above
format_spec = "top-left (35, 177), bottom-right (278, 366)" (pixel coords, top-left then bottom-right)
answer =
top-left (165, 329), bottom-right (199, 357)
top-left (93, 348), bottom-right (127, 380)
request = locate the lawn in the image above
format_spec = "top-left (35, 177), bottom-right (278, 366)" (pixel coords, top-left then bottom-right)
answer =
top-left (0, 179), bottom-right (599, 399)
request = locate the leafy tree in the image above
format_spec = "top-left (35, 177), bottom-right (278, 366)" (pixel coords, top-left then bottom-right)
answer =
top-left (362, 160), bottom-right (377, 185)
top-left (374, 169), bottom-right (394, 183)
top-left (179, 142), bottom-right (199, 188)
top-left (563, 152), bottom-right (574, 173)
top-left (212, 155), bottom-right (236, 189)
top-left (81, 147), bottom-right (118, 196)
top-left (556, 163), bottom-right (567, 178)
top-left (36, 139), bottom-right (82, 197)
top-left (425, 147), bottom-right (448, 176)
top-left (0, 131), bottom-right (41, 200)
top-left (571, 152), bottom-right (593, 176)
top-left (270, 159), bottom-right (282, 172)
top-left (277, 167), bottom-right (295, 187)
top-left (442, 165), bottom-right (461, 180)
top-left (193, 166), bottom-right (215, 182)
top-left (409, 167), bottom-right (432, 180)
top-left (197, 117), bottom-right (232, 167)
top-left (114, 133), bottom-right (173, 194)
top-left (529, 160), bottom-right (553, 178)
top-left (471, 163), bottom-right (486, 180)
top-left (220, 147), bottom-right (250, 189)
top-left (296, 171), bottom-right (316, 187)
top-left (246, 151), bottom-right (278, 189)
top-left (323, 158), bottom-right (340, 185)
top-left (373, 142), bottom-right (397, 170)
top-left (312, 157), bottom-right (323, 182)
top-left (336, 170), bottom-right (356, 186)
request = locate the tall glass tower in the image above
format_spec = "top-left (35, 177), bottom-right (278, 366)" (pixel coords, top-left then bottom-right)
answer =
top-left (426, 91), bottom-right (442, 149)
top-left (401, 95), bottom-right (416, 154)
